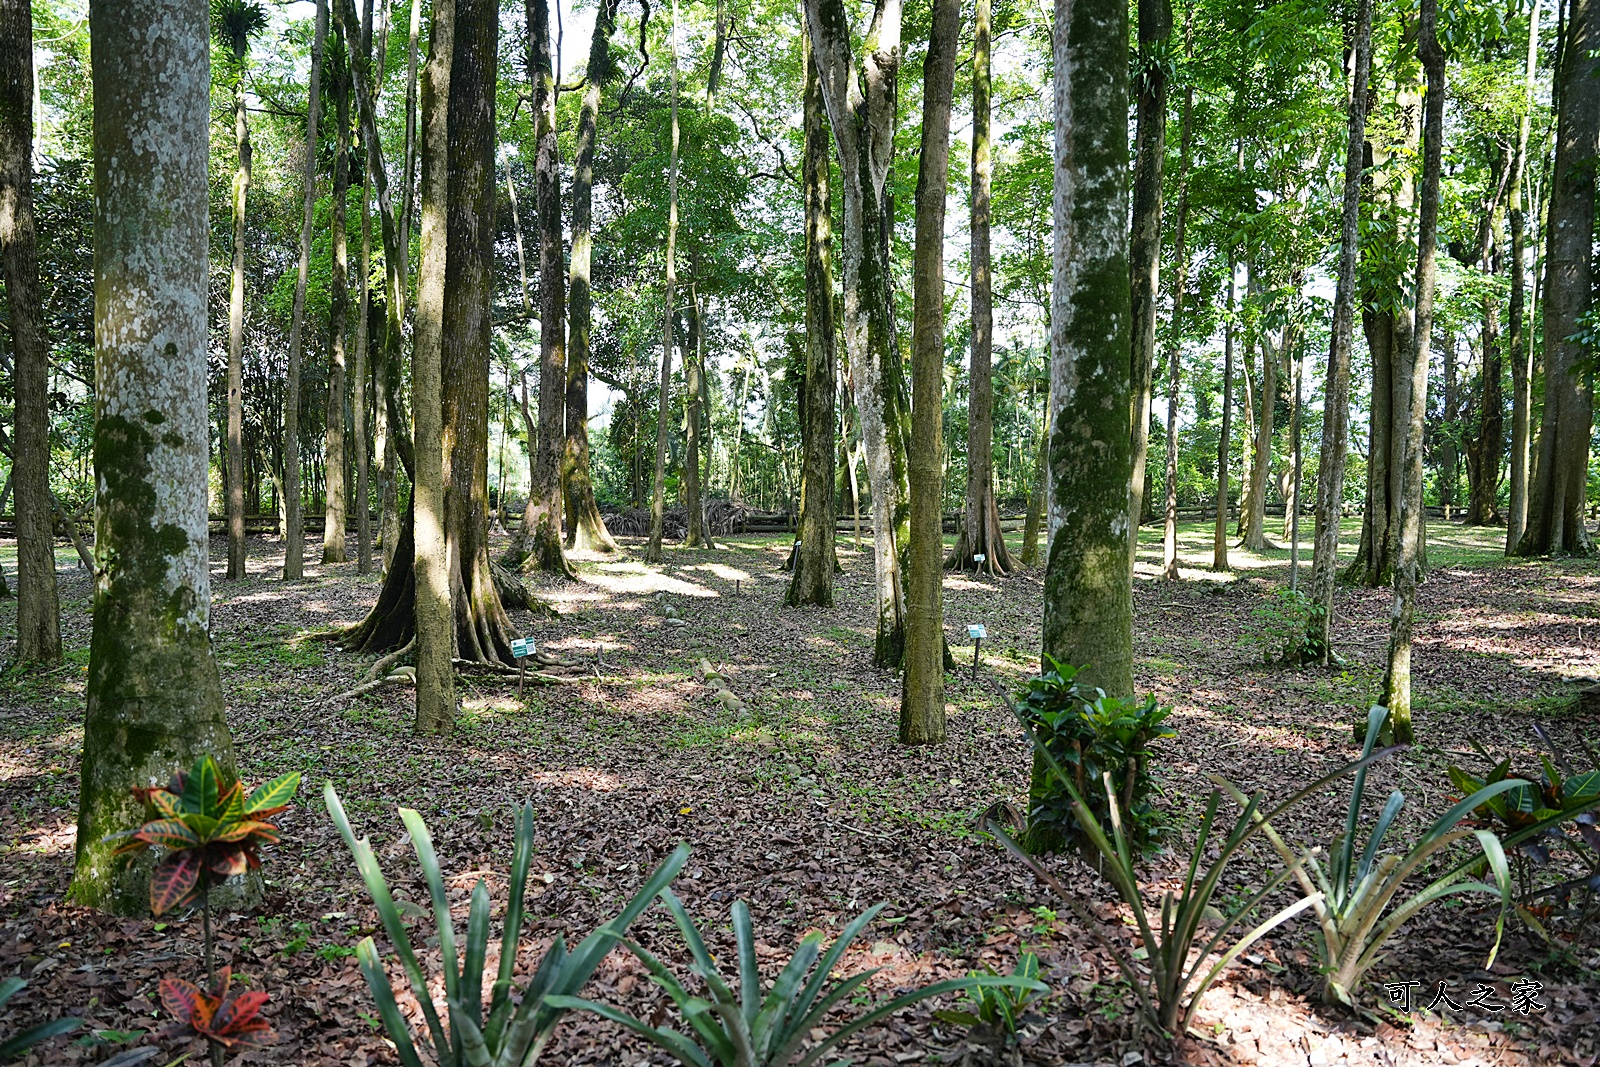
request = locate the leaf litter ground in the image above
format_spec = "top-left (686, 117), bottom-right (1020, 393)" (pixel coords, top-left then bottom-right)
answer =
top-left (1, 519), bottom-right (1596, 1066)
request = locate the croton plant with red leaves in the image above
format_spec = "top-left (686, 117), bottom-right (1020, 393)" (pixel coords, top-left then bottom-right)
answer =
top-left (159, 967), bottom-right (275, 1049)
top-left (109, 755), bottom-right (299, 914)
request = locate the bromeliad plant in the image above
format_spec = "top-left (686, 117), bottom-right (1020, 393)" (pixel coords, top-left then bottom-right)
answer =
top-left (1227, 706), bottom-right (1532, 1007)
top-left (546, 895), bottom-right (1046, 1067)
top-left (107, 755), bottom-right (298, 1063)
top-left (991, 682), bottom-right (1394, 1039)
top-left (325, 782), bottom-right (689, 1067)
top-left (933, 951), bottom-right (1047, 1048)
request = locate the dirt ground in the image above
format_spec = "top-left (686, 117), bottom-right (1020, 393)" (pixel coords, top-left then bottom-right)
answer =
top-left (1, 518), bottom-right (1596, 1067)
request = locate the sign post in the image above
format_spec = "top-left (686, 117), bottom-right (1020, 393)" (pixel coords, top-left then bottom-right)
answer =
top-left (510, 637), bottom-right (534, 700)
top-left (973, 552), bottom-right (986, 574)
top-left (968, 624), bottom-right (987, 679)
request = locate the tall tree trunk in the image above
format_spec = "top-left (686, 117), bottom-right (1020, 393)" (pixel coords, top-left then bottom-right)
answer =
top-left (949, 0), bottom-right (1013, 577)
top-left (803, 0), bottom-right (908, 668)
top-left (1027, 0), bottom-right (1132, 854)
top-left (1212, 255), bottom-right (1236, 571)
top-left (901, 0), bottom-right (957, 746)
top-left (225, 39), bottom-right (252, 580)
top-left (1160, 51), bottom-right (1193, 582)
top-left (1019, 396), bottom-right (1046, 567)
top-left (1380, 0), bottom-right (1444, 744)
top-left (284, 0), bottom-right (328, 581)
top-left (1517, 0), bottom-right (1598, 557)
top-left (1506, 0), bottom-right (1541, 552)
top-left (516, 0), bottom-right (576, 577)
top-left (1462, 152), bottom-right (1511, 526)
top-left (646, 0), bottom-right (681, 564)
top-left (1241, 324), bottom-right (1281, 551)
top-left (1442, 328), bottom-right (1459, 520)
top-left (1, 0), bottom-right (60, 667)
top-left (1308, 0), bottom-right (1372, 660)
top-left (410, 0), bottom-right (456, 734)
top-left (683, 280), bottom-right (711, 546)
top-left (788, 26), bottom-right (839, 607)
top-left (71, 0), bottom-right (238, 912)
top-left (351, 2), bottom-right (374, 575)
top-left (1126, 0), bottom-right (1170, 570)
top-left (324, 42), bottom-right (352, 564)
top-left (564, 0), bottom-right (623, 554)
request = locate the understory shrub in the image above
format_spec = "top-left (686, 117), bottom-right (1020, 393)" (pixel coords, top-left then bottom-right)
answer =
top-left (1018, 658), bottom-right (1175, 854)
top-left (1247, 588), bottom-right (1329, 666)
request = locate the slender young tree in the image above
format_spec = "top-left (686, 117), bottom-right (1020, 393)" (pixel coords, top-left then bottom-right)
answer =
top-left (411, 0), bottom-right (456, 734)
top-left (1505, 0), bottom-right (1541, 552)
top-left (804, 0), bottom-right (910, 667)
top-left (1126, 0), bottom-right (1170, 567)
top-left (1380, 0), bottom-right (1445, 743)
top-left (901, 0), bottom-right (959, 746)
top-left (1, 0), bottom-right (61, 667)
top-left (647, 0), bottom-right (682, 564)
top-left (1240, 324), bottom-right (1281, 552)
top-left (215, 0), bottom-right (266, 581)
top-left (1517, 0), bottom-right (1598, 557)
top-left (682, 278), bottom-right (712, 547)
top-left (949, 0), bottom-right (1012, 577)
top-left (516, 0), bottom-right (577, 577)
top-left (1026, 0), bottom-right (1131, 853)
top-left (787, 26), bottom-right (839, 607)
top-left (1212, 256), bottom-right (1235, 571)
top-left (1307, 0), bottom-right (1373, 662)
top-left (283, 0), bottom-right (328, 581)
top-left (1160, 40), bottom-right (1193, 582)
top-left (350, 0), bottom-right (377, 575)
top-left (71, 0), bottom-right (239, 911)
top-left (324, 36), bottom-right (352, 564)
top-left (564, 0), bottom-right (624, 554)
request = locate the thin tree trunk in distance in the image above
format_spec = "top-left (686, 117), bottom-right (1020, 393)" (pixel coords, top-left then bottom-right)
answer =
top-left (1027, 0), bottom-right (1132, 854)
top-left (1505, 0), bottom-right (1541, 552)
top-left (647, 0), bottom-right (681, 564)
top-left (1241, 324), bottom-right (1281, 551)
top-left (1212, 257), bottom-right (1235, 571)
top-left (1308, 0), bottom-right (1372, 662)
top-left (411, 0), bottom-right (456, 734)
top-left (352, 24), bottom-right (373, 574)
top-left (683, 280), bottom-right (711, 546)
top-left (324, 41), bottom-right (351, 563)
top-left (1160, 51), bottom-right (1193, 582)
top-left (1516, 0), bottom-right (1598, 557)
top-left (564, 0), bottom-right (623, 554)
top-left (1020, 392), bottom-right (1046, 567)
top-left (284, 0), bottom-right (328, 581)
top-left (950, 0), bottom-right (1013, 578)
top-left (1381, 0), bottom-right (1444, 744)
top-left (901, 0), bottom-right (957, 746)
top-left (1126, 0), bottom-right (1170, 571)
top-left (1, 0), bottom-right (61, 666)
top-left (517, 0), bottom-right (576, 577)
top-left (71, 0), bottom-right (238, 912)
top-left (788, 26), bottom-right (838, 607)
top-left (224, 28), bottom-right (253, 580)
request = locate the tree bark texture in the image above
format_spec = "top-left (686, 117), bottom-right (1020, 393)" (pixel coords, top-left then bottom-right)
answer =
top-left (1160, 57), bottom-right (1193, 582)
top-left (324, 43), bottom-right (352, 563)
top-left (1517, 0), bottom-right (1598, 557)
top-left (1028, 0), bottom-right (1133, 853)
top-left (1, 0), bottom-right (61, 666)
top-left (1505, 0), bottom-right (1541, 552)
top-left (1308, 0), bottom-right (1372, 660)
top-left (901, 0), bottom-right (958, 746)
top-left (71, 0), bottom-right (238, 912)
top-left (683, 282), bottom-right (711, 547)
top-left (224, 29), bottom-right (252, 580)
top-left (949, 0), bottom-right (1012, 578)
top-left (1212, 257), bottom-right (1235, 571)
top-left (1240, 324), bottom-right (1282, 551)
top-left (646, 0), bottom-right (682, 564)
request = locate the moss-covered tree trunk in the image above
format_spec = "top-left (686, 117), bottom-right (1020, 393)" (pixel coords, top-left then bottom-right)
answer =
top-left (1380, 0), bottom-right (1444, 745)
top-left (324, 44), bottom-right (351, 564)
top-left (900, 0), bottom-right (957, 746)
top-left (1, 0), bottom-right (61, 667)
top-left (949, 0), bottom-right (1013, 579)
top-left (646, 0), bottom-right (681, 565)
top-left (409, 0), bottom-right (456, 734)
top-left (514, 0), bottom-right (577, 579)
top-left (803, 0), bottom-right (908, 668)
top-left (1126, 0), bottom-right (1169, 572)
top-left (1027, 0), bottom-right (1132, 854)
top-left (1505, 2), bottom-right (1541, 553)
top-left (1308, 0), bottom-right (1372, 662)
top-left (788, 32), bottom-right (839, 608)
top-left (71, 0), bottom-right (238, 912)
top-left (1516, 0), bottom-right (1598, 557)
top-left (563, 0), bottom-right (623, 555)
top-left (283, 0), bottom-right (327, 582)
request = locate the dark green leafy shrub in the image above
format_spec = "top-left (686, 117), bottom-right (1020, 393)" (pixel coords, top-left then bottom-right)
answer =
top-left (933, 951), bottom-right (1047, 1044)
top-left (1018, 658), bottom-right (1175, 853)
top-left (1248, 588), bottom-right (1329, 666)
